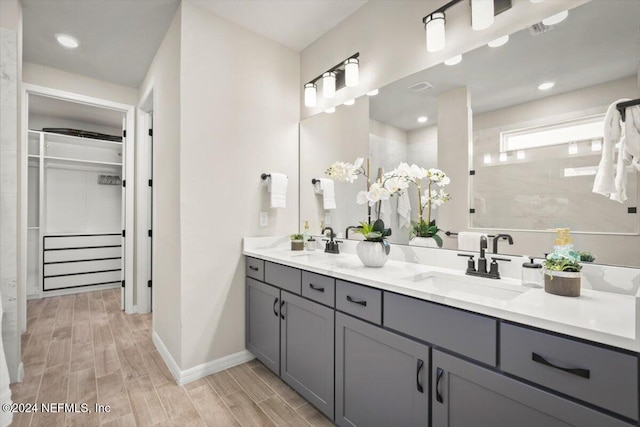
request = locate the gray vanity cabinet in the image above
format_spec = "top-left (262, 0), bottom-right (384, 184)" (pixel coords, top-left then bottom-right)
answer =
top-left (335, 312), bottom-right (430, 427)
top-left (432, 350), bottom-right (633, 427)
top-left (280, 291), bottom-right (335, 419)
top-left (246, 277), bottom-right (281, 375)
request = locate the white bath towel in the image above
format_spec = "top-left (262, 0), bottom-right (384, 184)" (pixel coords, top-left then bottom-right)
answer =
top-left (397, 191), bottom-right (412, 229)
top-left (267, 173), bottom-right (288, 209)
top-left (609, 104), bottom-right (640, 203)
top-left (458, 231), bottom-right (487, 251)
top-left (314, 178), bottom-right (336, 210)
top-left (625, 105), bottom-right (640, 159)
top-left (378, 198), bottom-right (392, 226)
top-left (593, 99), bottom-right (629, 196)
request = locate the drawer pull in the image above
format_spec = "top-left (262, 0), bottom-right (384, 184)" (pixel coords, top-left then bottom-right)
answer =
top-left (416, 359), bottom-right (424, 393)
top-left (436, 367), bottom-right (444, 403)
top-left (532, 352), bottom-right (590, 379)
top-left (249, 266), bottom-right (259, 271)
top-left (346, 295), bottom-right (367, 306)
top-left (273, 297), bottom-right (279, 317)
top-left (309, 283), bottom-right (325, 293)
top-left (280, 300), bottom-right (286, 320)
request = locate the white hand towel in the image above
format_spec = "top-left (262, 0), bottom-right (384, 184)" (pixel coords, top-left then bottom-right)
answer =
top-left (625, 105), bottom-right (640, 159)
top-left (458, 231), bottom-right (487, 251)
top-left (378, 198), bottom-right (391, 225)
top-left (314, 178), bottom-right (336, 210)
top-left (267, 173), bottom-right (288, 209)
top-left (610, 137), bottom-right (629, 203)
top-left (397, 191), bottom-right (412, 229)
top-left (593, 99), bottom-right (629, 196)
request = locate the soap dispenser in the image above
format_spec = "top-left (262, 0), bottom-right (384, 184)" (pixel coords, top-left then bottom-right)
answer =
top-left (522, 257), bottom-right (543, 288)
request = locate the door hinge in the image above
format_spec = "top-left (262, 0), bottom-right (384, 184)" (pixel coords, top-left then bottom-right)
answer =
top-left (148, 129), bottom-right (153, 137)
top-left (123, 130), bottom-right (127, 138)
top-left (121, 280), bottom-right (125, 288)
top-left (147, 280), bottom-right (152, 288)
top-left (148, 179), bottom-right (152, 187)
top-left (148, 230), bottom-right (152, 238)
top-left (122, 230), bottom-right (126, 237)
top-left (122, 179), bottom-right (126, 188)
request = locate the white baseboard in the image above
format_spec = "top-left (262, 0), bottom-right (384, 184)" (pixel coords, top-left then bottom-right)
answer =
top-left (151, 331), bottom-right (255, 385)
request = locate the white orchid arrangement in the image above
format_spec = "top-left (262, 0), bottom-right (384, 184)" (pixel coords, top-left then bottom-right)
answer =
top-left (325, 157), bottom-right (365, 183)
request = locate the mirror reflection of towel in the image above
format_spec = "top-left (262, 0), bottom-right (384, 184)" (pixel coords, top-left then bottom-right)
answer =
top-left (397, 191), bottom-right (411, 229)
top-left (458, 231), bottom-right (487, 251)
top-left (314, 178), bottom-right (336, 210)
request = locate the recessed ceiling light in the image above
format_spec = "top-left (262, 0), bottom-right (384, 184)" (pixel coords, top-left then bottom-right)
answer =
top-left (324, 107), bottom-right (336, 114)
top-left (488, 35), bottom-right (509, 48)
top-left (542, 10), bottom-right (568, 26)
top-left (343, 99), bottom-right (355, 106)
top-left (417, 116), bottom-right (428, 123)
top-left (444, 55), bottom-right (462, 66)
top-left (366, 89), bottom-right (379, 96)
top-left (538, 81), bottom-right (555, 91)
top-left (56, 34), bottom-right (79, 49)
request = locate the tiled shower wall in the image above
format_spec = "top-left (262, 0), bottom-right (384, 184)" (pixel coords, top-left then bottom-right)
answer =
top-left (1, 26), bottom-right (20, 382)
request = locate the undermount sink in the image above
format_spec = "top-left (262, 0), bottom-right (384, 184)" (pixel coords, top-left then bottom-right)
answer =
top-left (401, 272), bottom-right (527, 301)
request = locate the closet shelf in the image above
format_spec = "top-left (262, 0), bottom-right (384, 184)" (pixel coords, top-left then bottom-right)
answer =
top-left (43, 156), bottom-right (122, 167)
top-left (28, 129), bottom-right (123, 149)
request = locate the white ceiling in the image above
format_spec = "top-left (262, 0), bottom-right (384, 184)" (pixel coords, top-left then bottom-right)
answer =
top-left (29, 95), bottom-right (124, 129)
top-left (22, 0), bottom-right (180, 88)
top-left (188, 0), bottom-right (368, 51)
top-left (370, 0), bottom-right (640, 132)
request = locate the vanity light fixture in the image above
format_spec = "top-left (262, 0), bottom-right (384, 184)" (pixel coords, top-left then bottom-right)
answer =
top-left (484, 153), bottom-right (492, 164)
top-left (343, 99), bottom-right (355, 106)
top-left (303, 53), bottom-right (359, 108)
top-left (538, 81), bottom-right (555, 91)
top-left (425, 12), bottom-right (446, 52)
top-left (325, 107), bottom-right (336, 114)
top-left (542, 10), bottom-right (568, 26)
top-left (366, 89), bottom-right (379, 96)
top-left (323, 72), bottom-right (337, 98)
top-left (304, 83), bottom-right (317, 108)
top-left (417, 116), bottom-right (428, 123)
top-left (56, 34), bottom-right (79, 49)
top-left (444, 55), bottom-right (462, 66)
top-left (471, 0), bottom-right (494, 31)
top-left (568, 142), bottom-right (578, 155)
top-left (488, 35), bottom-right (509, 47)
top-left (516, 150), bottom-right (526, 160)
top-left (499, 152), bottom-right (508, 162)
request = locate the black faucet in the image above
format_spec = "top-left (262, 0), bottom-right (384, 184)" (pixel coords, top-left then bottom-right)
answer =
top-left (321, 227), bottom-right (342, 254)
top-left (345, 225), bottom-right (360, 239)
top-left (492, 234), bottom-right (514, 254)
top-left (457, 236), bottom-right (511, 279)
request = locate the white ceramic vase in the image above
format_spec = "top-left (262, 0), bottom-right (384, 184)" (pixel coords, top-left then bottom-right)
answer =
top-left (408, 237), bottom-right (439, 248)
top-left (356, 240), bottom-right (390, 268)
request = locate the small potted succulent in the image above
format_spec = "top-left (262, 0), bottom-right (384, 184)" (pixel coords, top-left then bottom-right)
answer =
top-left (290, 234), bottom-right (304, 251)
top-left (578, 251), bottom-right (596, 263)
top-left (352, 219), bottom-right (392, 268)
top-left (543, 256), bottom-right (582, 297)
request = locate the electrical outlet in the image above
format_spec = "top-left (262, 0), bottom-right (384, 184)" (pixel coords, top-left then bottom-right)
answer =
top-left (259, 212), bottom-right (268, 227)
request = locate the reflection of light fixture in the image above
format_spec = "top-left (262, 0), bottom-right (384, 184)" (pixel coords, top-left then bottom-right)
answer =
top-left (344, 58), bottom-right (359, 87)
top-left (499, 152), bottom-right (507, 162)
top-left (471, 0), bottom-right (494, 31)
top-left (444, 55), bottom-right (462, 66)
top-left (324, 107), bottom-right (336, 114)
top-left (568, 142), bottom-right (578, 154)
top-left (304, 83), bottom-right (317, 107)
top-left (530, 0), bottom-right (544, 3)
top-left (484, 153), bottom-right (492, 164)
top-left (538, 81), bottom-right (555, 91)
top-left (56, 34), bottom-right (79, 49)
top-left (303, 53), bottom-right (360, 108)
top-left (417, 116), bottom-right (428, 123)
top-left (542, 10), bottom-right (568, 26)
top-left (488, 35), bottom-right (509, 47)
top-left (517, 150), bottom-right (525, 160)
top-left (591, 139), bottom-right (602, 151)
top-left (343, 99), bottom-right (355, 106)
top-left (323, 72), bottom-right (336, 98)
top-left (425, 12), bottom-right (446, 52)
top-left (367, 89), bottom-right (379, 96)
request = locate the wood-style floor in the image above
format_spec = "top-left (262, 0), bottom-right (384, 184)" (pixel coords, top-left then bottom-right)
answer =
top-left (10, 290), bottom-right (333, 427)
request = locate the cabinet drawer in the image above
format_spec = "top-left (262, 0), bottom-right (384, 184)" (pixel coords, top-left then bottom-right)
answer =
top-left (336, 280), bottom-right (382, 325)
top-left (246, 257), bottom-right (264, 281)
top-left (301, 272), bottom-right (335, 307)
top-left (500, 323), bottom-right (639, 420)
top-left (384, 292), bottom-right (497, 366)
top-left (265, 262), bottom-right (301, 294)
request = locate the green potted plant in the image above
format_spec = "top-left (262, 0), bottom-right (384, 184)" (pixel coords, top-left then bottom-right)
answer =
top-left (352, 219), bottom-right (392, 267)
top-left (290, 233), bottom-right (304, 251)
top-left (410, 168), bottom-right (450, 248)
top-left (543, 257), bottom-right (583, 297)
top-left (578, 251), bottom-right (596, 262)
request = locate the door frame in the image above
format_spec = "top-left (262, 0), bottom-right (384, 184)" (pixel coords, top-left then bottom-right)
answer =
top-left (19, 83), bottom-right (136, 318)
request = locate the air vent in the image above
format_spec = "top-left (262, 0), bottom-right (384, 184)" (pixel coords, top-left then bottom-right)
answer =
top-left (408, 82), bottom-right (433, 93)
top-left (529, 22), bottom-right (553, 36)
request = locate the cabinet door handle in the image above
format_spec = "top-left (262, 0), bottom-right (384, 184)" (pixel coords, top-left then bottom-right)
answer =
top-left (280, 300), bottom-right (286, 319)
top-left (273, 297), bottom-right (279, 317)
top-left (532, 352), bottom-right (590, 379)
top-left (309, 283), bottom-right (325, 293)
top-left (416, 359), bottom-right (424, 393)
top-left (346, 295), bottom-right (367, 306)
top-left (249, 266), bottom-right (259, 271)
top-left (436, 367), bottom-right (444, 403)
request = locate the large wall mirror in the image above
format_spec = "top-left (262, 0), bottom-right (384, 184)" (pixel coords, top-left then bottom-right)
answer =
top-left (300, 0), bottom-right (640, 267)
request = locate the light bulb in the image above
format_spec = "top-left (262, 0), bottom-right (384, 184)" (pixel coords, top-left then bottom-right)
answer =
top-left (56, 34), bottom-right (79, 49)
top-left (323, 72), bottom-right (336, 98)
top-left (367, 89), bottom-right (379, 96)
top-left (417, 116), bottom-right (428, 123)
top-left (538, 81), bottom-right (555, 91)
top-left (344, 58), bottom-right (359, 87)
top-left (488, 35), bottom-right (509, 47)
top-left (304, 83), bottom-right (317, 108)
top-left (325, 107), bottom-right (336, 114)
top-left (343, 99), bottom-right (355, 106)
top-left (425, 12), bottom-right (446, 53)
top-left (471, 0), bottom-right (494, 31)
top-left (444, 55), bottom-right (462, 66)
top-left (542, 10), bottom-right (568, 26)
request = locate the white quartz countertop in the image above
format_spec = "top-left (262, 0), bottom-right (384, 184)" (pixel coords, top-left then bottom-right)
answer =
top-left (243, 245), bottom-right (639, 353)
